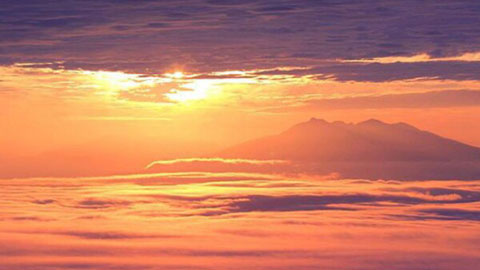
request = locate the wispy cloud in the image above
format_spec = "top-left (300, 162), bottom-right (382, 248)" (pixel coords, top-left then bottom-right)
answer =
top-left (146, 158), bottom-right (288, 168)
top-left (298, 90), bottom-right (480, 110)
top-left (340, 52), bottom-right (480, 64)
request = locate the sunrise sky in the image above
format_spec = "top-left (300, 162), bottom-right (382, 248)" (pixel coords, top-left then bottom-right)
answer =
top-left (1, 1), bottom-right (480, 269)
top-left (2, 0), bottom-right (480, 177)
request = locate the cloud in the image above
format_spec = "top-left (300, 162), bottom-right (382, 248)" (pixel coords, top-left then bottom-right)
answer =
top-left (145, 158), bottom-right (291, 173)
top-left (37, 230), bottom-right (179, 240)
top-left (2, 1), bottom-right (480, 75)
top-left (401, 187), bottom-right (480, 203)
top-left (6, 216), bottom-right (53, 222)
top-left (118, 81), bottom-right (191, 103)
top-left (144, 157), bottom-right (480, 181)
top-left (208, 190), bottom-right (478, 215)
top-left (340, 52), bottom-right (480, 63)
top-left (0, 263), bottom-right (203, 270)
top-left (32, 199), bottom-right (55, 205)
top-left (327, 62), bottom-right (480, 82)
top-left (417, 208), bottom-right (480, 221)
top-left (75, 198), bottom-right (132, 209)
top-left (146, 158), bottom-right (288, 167)
top-left (3, 173), bottom-right (480, 269)
top-left (300, 90), bottom-right (480, 110)
top-left (253, 61), bottom-right (480, 82)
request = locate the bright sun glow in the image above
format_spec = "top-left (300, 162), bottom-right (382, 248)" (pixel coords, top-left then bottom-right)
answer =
top-left (165, 80), bottom-right (213, 102)
top-left (82, 70), bottom-right (156, 96)
top-left (77, 70), bottom-right (217, 103)
top-left (165, 71), bottom-right (185, 79)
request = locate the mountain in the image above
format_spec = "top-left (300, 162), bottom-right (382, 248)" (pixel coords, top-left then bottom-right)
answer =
top-left (219, 118), bottom-right (480, 162)
top-left (215, 118), bottom-right (480, 180)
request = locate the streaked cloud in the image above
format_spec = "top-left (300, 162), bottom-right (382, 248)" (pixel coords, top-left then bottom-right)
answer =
top-left (416, 208), bottom-right (480, 221)
top-left (340, 51), bottom-right (480, 64)
top-left (300, 90), bottom-right (480, 110)
top-left (2, 1), bottom-right (480, 74)
top-left (146, 158), bottom-right (290, 174)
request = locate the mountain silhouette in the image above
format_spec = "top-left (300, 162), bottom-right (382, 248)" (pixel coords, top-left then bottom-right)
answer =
top-left (215, 118), bottom-right (480, 180)
top-left (219, 118), bottom-right (480, 162)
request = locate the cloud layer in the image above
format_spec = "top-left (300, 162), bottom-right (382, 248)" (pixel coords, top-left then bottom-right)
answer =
top-left (1, 0), bottom-right (480, 76)
top-left (2, 171), bottom-right (480, 269)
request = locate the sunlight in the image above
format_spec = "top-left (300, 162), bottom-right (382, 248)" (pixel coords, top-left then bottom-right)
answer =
top-left (165, 71), bottom-right (185, 79)
top-left (82, 70), bottom-right (214, 103)
top-left (87, 71), bottom-right (145, 90)
top-left (165, 80), bottom-right (213, 102)
top-left (81, 70), bottom-right (158, 100)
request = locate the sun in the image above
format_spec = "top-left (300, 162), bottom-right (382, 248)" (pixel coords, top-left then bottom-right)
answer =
top-left (172, 71), bottom-right (184, 79)
top-left (165, 71), bottom-right (185, 79)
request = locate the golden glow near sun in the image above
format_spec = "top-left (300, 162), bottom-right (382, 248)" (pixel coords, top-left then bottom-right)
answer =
top-left (165, 80), bottom-right (213, 102)
top-left (162, 71), bottom-right (215, 102)
top-left (171, 71), bottom-right (185, 79)
top-left (82, 70), bottom-right (213, 103)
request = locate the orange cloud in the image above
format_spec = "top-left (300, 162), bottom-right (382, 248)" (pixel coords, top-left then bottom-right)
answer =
top-left (340, 51), bottom-right (480, 64)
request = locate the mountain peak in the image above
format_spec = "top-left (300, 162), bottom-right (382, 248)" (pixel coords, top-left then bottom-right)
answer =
top-left (306, 118), bottom-right (388, 127)
top-left (357, 118), bottom-right (386, 126)
top-left (308, 117), bottom-right (328, 124)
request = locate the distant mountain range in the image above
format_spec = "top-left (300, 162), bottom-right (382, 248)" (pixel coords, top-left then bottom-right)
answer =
top-left (216, 118), bottom-right (480, 180)
top-left (219, 118), bottom-right (480, 162)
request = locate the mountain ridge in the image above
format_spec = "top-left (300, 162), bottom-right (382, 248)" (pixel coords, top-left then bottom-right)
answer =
top-left (219, 118), bottom-right (480, 162)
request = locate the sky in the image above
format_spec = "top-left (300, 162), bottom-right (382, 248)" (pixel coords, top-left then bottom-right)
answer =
top-left (1, 1), bottom-right (480, 269)
top-left (2, 0), bottom-right (480, 177)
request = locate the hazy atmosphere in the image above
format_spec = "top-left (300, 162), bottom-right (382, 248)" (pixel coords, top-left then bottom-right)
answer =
top-left (1, 1), bottom-right (480, 269)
